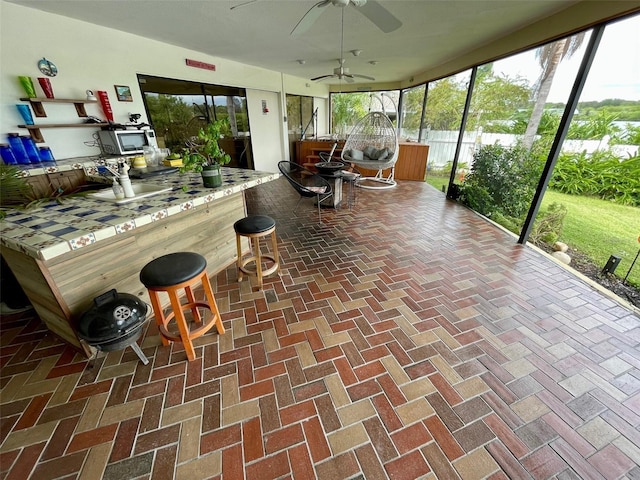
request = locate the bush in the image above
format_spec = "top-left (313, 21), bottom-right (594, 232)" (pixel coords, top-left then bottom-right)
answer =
top-left (459, 143), bottom-right (543, 218)
top-left (490, 212), bottom-right (521, 234)
top-left (530, 202), bottom-right (567, 244)
top-left (550, 150), bottom-right (640, 206)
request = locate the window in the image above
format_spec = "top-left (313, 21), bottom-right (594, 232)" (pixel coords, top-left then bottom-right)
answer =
top-left (137, 74), bottom-right (253, 169)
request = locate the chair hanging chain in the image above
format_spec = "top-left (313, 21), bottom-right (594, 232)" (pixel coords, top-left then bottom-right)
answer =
top-left (339, 8), bottom-right (344, 91)
top-left (340, 8), bottom-right (345, 65)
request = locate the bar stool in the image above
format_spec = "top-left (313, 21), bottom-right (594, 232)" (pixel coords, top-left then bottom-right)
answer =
top-left (140, 252), bottom-right (225, 361)
top-left (234, 215), bottom-right (280, 290)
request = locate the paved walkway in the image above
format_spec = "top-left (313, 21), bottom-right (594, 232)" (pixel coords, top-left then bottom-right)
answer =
top-left (1, 177), bottom-right (639, 479)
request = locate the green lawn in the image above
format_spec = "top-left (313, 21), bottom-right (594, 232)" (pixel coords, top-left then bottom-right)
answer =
top-left (541, 190), bottom-right (640, 287)
top-left (426, 175), bottom-right (448, 193)
top-left (425, 174), bottom-right (640, 287)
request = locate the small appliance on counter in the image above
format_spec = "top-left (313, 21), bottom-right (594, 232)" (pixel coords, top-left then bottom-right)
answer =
top-left (96, 128), bottom-right (158, 156)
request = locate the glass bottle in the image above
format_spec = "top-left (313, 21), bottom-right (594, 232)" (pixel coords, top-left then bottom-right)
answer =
top-left (0, 144), bottom-right (18, 165)
top-left (38, 146), bottom-right (55, 163)
top-left (20, 135), bottom-right (41, 163)
top-left (7, 133), bottom-right (29, 165)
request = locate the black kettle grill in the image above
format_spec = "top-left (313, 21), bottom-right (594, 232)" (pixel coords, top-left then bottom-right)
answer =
top-left (78, 289), bottom-right (149, 364)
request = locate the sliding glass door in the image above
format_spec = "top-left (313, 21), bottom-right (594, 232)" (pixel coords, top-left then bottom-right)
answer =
top-left (138, 74), bottom-right (253, 169)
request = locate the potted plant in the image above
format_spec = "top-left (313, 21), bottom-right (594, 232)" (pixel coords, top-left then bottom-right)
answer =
top-left (179, 119), bottom-right (231, 188)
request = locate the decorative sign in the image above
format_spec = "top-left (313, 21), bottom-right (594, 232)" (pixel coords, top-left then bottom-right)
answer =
top-left (38, 57), bottom-right (58, 77)
top-left (185, 59), bottom-right (216, 71)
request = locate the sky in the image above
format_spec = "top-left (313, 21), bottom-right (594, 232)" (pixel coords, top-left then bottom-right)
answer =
top-left (495, 13), bottom-right (639, 103)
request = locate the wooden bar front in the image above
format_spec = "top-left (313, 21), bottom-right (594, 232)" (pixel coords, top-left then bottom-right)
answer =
top-left (296, 140), bottom-right (429, 181)
top-left (2, 193), bottom-right (246, 356)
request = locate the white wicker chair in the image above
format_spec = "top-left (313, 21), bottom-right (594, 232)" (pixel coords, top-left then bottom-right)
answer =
top-left (340, 111), bottom-right (399, 189)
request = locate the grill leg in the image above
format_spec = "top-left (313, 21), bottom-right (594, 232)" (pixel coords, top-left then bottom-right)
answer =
top-left (129, 341), bottom-right (149, 365)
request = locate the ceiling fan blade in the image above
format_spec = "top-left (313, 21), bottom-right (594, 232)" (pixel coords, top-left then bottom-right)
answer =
top-left (311, 74), bottom-right (337, 82)
top-left (291, 0), bottom-right (330, 35)
top-left (356, 0), bottom-right (402, 33)
top-left (344, 75), bottom-right (355, 84)
top-left (230, 0), bottom-right (260, 10)
top-left (351, 73), bottom-right (376, 81)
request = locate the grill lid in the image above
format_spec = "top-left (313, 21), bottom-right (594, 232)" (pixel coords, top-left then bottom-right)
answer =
top-left (315, 161), bottom-right (345, 173)
top-left (78, 289), bottom-right (147, 343)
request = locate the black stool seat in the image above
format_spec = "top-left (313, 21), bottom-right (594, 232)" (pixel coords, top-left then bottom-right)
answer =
top-left (140, 252), bottom-right (206, 288)
top-left (234, 215), bottom-right (276, 235)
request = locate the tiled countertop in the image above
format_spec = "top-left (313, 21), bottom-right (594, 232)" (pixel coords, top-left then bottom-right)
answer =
top-left (1, 158), bottom-right (279, 261)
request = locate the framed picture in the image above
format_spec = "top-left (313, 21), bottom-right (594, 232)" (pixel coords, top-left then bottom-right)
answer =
top-left (114, 85), bottom-right (133, 102)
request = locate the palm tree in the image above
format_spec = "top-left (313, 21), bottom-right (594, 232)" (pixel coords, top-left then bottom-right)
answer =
top-left (523, 32), bottom-right (587, 148)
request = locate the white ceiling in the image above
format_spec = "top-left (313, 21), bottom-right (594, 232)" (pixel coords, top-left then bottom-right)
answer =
top-left (8, 0), bottom-right (594, 85)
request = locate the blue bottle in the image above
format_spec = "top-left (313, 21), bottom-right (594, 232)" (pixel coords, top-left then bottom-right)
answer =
top-left (20, 135), bottom-right (41, 163)
top-left (39, 146), bottom-right (55, 163)
top-left (0, 144), bottom-right (18, 165)
top-left (7, 133), bottom-right (29, 165)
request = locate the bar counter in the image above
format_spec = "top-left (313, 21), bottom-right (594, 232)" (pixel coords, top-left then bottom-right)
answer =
top-left (0, 160), bottom-right (278, 355)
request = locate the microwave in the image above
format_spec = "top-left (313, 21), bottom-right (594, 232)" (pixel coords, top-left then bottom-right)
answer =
top-left (97, 129), bottom-right (158, 156)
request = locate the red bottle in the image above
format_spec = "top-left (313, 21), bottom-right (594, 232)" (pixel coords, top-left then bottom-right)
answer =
top-left (97, 90), bottom-right (114, 121)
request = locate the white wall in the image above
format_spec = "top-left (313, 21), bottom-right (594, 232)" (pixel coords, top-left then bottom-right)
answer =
top-left (0, 1), bottom-right (329, 163)
top-left (246, 90), bottom-right (285, 173)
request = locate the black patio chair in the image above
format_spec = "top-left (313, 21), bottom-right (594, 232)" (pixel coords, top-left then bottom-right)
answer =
top-left (278, 161), bottom-right (333, 224)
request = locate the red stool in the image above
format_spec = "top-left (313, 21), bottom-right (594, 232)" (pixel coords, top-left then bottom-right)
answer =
top-left (140, 252), bottom-right (225, 361)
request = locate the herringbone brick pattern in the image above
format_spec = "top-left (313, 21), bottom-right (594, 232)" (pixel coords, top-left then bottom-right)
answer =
top-left (2, 177), bottom-right (640, 479)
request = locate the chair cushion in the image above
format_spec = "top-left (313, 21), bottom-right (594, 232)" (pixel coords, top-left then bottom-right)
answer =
top-left (350, 149), bottom-right (364, 161)
top-left (375, 148), bottom-right (390, 160)
top-left (140, 252), bottom-right (206, 288)
top-left (306, 186), bottom-right (327, 193)
top-left (363, 146), bottom-right (376, 158)
top-left (234, 215), bottom-right (276, 234)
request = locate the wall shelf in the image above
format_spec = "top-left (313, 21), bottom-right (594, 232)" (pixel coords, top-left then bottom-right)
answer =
top-left (19, 97), bottom-right (98, 118)
top-left (17, 97), bottom-right (103, 143)
top-left (18, 123), bottom-right (109, 143)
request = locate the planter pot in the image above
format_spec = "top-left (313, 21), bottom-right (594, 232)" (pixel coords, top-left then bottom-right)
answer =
top-left (201, 164), bottom-right (222, 188)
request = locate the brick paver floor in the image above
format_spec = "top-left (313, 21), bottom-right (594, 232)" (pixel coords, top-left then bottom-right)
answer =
top-left (1, 177), bottom-right (639, 479)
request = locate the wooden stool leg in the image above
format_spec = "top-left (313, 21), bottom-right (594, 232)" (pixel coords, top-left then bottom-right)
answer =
top-left (254, 236), bottom-right (263, 290)
top-left (200, 272), bottom-right (225, 335)
top-left (236, 233), bottom-right (244, 282)
top-left (149, 290), bottom-right (170, 346)
top-left (271, 230), bottom-right (280, 274)
top-left (168, 289), bottom-right (196, 361)
top-left (185, 285), bottom-right (202, 323)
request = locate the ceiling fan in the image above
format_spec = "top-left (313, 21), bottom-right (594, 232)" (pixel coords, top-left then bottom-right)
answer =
top-left (231, 0), bottom-right (402, 36)
top-left (311, 59), bottom-right (374, 83)
top-left (310, 7), bottom-right (375, 83)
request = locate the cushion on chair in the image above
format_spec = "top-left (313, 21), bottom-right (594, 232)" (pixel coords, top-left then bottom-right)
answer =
top-left (305, 186), bottom-right (327, 193)
top-left (363, 146), bottom-right (376, 158)
top-left (376, 148), bottom-right (390, 160)
top-left (350, 149), bottom-right (364, 161)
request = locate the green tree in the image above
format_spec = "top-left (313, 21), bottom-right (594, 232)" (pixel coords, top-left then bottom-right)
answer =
top-left (331, 93), bottom-right (369, 136)
top-left (145, 94), bottom-right (202, 150)
top-left (400, 85), bottom-right (426, 137)
top-left (523, 32), bottom-right (587, 148)
top-left (423, 77), bottom-right (467, 131)
top-left (468, 73), bottom-right (531, 131)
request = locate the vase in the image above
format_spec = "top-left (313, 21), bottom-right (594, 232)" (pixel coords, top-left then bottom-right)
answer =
top-left (18, 76), bottom-right (36, 98)
top-left (201, 164), bottom-right (222, 188)
top-left (37, 77), bottom-right (54, 98)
